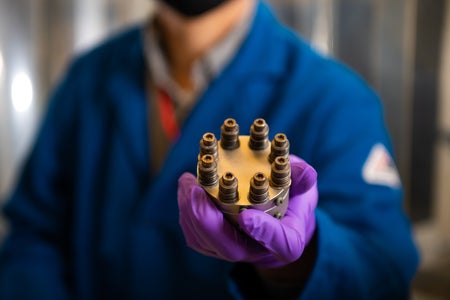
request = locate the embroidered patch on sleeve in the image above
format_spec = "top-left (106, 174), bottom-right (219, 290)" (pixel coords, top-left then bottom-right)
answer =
top-left (362, 143), bottom-right (401, 188)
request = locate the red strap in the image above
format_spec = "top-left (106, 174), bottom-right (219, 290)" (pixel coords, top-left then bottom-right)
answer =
top-left (157, 88), bottom-right (180, 141)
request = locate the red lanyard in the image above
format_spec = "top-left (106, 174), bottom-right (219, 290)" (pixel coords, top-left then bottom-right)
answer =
top-left (157, 87), bottom-right (180, 142)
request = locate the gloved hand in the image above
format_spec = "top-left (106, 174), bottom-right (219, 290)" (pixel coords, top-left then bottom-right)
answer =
top-left (177, 155), bottom-right (318, 268)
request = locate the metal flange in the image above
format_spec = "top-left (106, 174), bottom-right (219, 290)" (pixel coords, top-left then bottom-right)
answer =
top-left (197, 118), bottom-right (291, 225)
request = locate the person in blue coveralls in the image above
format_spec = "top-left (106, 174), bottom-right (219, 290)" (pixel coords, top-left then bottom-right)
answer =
top-left (0, 0), bottom-right (419, 299)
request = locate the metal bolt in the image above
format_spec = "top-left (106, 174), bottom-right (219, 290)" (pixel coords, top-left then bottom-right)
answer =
top-left (220, 118), bottom-right (240, 150)
top-left (269, 133), bottom-right (290, 163)
top-left (199, 132), bottom-right (218, 160)
top-left (248, 172), bottom-right (269, 204)
top-left (198, 154), bottom-right (218, 186)
top-left (219, 172), bottom-right (239, 203)
top-left (275, 197), bottom-right (284, 206)
top-left (270, 156), bottom-right (291, 188)
top-left (249, 118), bottom-right (269, 150)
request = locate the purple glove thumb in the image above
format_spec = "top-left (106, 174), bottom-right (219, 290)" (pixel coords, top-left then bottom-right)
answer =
top-left (237, 154), bottom-right (318, 267)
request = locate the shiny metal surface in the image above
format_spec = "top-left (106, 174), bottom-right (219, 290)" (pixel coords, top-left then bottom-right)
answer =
top-left (198, 135), bottom-right (290, 225)
top-left (0, 0), bottom-right (43, 199)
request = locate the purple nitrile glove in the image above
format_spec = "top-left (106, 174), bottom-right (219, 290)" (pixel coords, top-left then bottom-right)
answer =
top-left (177, 154), bottom-right (318, 268)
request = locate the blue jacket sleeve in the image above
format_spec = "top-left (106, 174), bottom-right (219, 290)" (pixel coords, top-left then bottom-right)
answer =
top-left (0, 62), bottom-right (79, 299)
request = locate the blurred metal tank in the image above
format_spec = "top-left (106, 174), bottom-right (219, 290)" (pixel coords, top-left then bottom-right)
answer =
top-left (0, 0), bottom-right (45, 200)
top-left (435, 0), bottom-right (450, 245)
top-left (0, 0), bottom-right (152, 201)
top-left (0, 0), bottom-right (153, 240)
top-left (268, 0), bottom-right (334, 55)
top-left (269, 0), bottom-right (417, 214)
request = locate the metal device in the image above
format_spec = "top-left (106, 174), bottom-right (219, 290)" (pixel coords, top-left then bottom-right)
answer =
top-left (197, 118), bottom-right (291, 225)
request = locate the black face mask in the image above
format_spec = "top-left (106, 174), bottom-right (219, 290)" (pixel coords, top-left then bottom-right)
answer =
top-left (162, 0), bottom-right (228, 17)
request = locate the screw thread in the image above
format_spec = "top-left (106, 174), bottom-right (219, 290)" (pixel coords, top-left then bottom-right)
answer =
top-left (249, 118), bottom-right (269, 150)
top-left (220, 118), bottom-right (240, 150)
top-left (269, 133), bottom-right (290, 163)
top-left (270, 156), bottom-right (291, 188)
top-left (219, 172), bottom-right (239, 203)
top-left (199, 132), bottom-right (218, 160)
top-left (248, 172), bottom-right (269, 204)
top-left (198, 154), bottom-right (218, 186)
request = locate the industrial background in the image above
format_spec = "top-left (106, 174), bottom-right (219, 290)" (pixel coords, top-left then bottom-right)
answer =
top-left (0, 0), bottom-right (449, 298)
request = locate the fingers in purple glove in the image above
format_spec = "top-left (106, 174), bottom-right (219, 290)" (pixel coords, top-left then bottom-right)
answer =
top-left (178, 187), bottom-right (225, 256)
top-left (289, 155), bottom-right (317, 197)
top-left (237, 209), bottom-right (305, 266)
top-left (178, 173), bottom-right (269, 262)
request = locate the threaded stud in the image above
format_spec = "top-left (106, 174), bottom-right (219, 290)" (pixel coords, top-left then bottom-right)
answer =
top-left (219, 172), bottom-right (239, 203)
top-left (199, 132), bottom-right (218, 160)
top-left (270, 156), bottom-right (291, 188)
top-left (198, 154), bottom-right (218, 186)
top-left (220, 118), bottom-right (240, 150)
top-left (248, 172), bottom-right (269, 204)
top-left (249, 118), bottom-right (269, 150)
top-left (269, 133), bottom-right (290, 163)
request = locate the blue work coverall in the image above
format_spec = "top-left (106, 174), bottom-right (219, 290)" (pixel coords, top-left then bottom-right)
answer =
top-left (0, 2), bottom-right (419, 299)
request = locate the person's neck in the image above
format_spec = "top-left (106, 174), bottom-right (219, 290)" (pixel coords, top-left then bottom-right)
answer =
top-left (154, 0), bottom-right (254, 90)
